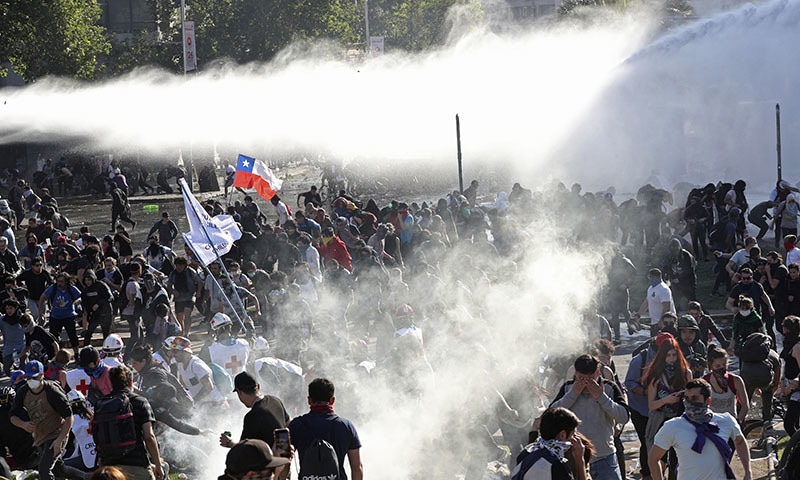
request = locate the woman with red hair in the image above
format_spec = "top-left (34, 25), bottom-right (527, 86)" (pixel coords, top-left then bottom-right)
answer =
top-left (643, 334), bottom-right (693, 479)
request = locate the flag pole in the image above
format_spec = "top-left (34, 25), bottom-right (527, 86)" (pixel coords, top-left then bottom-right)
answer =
top-left (179, 180), bottom-right (251, 334)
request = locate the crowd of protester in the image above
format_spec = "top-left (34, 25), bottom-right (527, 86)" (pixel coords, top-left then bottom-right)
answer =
top-left (5, 159), bottom-right (800, 480)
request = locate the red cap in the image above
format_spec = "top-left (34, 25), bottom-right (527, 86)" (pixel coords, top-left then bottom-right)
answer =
top-left (655, 332), bottom-right (675, 348)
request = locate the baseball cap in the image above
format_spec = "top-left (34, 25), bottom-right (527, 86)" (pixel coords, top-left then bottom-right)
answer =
top-left (24, 360), bottom-right (44, 378)
top-left (655, 332), bottom-right (675, 348)
top-left (225, 439), bottom-right (289, 475)
top-left (233, 371), bottom-right (258, 393)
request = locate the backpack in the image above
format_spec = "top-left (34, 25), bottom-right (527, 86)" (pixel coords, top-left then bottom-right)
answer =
top-left (739, 332), bottom-right (771, 363)
top-left (299, 416), bottom-right (340, 480)
top-left (91, 392), bottom-right (138, 461)
top-left (208, 362), bottom-right (233, 394)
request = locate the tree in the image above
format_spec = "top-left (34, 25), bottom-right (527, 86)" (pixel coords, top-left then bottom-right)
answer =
top-left (145, 0), bottom-right (362, 71)
top-left (0, 0), bottom-right (110, 82)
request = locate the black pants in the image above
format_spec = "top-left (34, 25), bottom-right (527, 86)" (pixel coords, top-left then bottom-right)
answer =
top-left (748, 213), bottom-right (770, 240)
top-left (50, 316), bottom-right (79, 350)
top-left (785, 400), bottom-right (800, 436)
top-left (630, 409), bottom-right (650, 477)
top-left (83, 310), bottom-right (112, 346)
top-left (712, 256), bottom-right (731, 294)
top-left (122, 314), bottom-right (143, 356)
top-left (111, 208), bottom-right (135, 230)
top-left (690, 222), bottom-right (708, 260)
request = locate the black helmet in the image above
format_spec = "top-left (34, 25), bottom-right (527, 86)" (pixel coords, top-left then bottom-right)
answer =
top-left (0, 386), bottom-right (15, 406)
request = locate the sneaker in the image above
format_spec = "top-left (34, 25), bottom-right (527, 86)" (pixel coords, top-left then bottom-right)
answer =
top-left (613, 339), bottom-right (622, 346)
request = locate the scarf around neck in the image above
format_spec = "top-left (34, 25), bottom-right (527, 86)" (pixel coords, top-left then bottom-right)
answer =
top-left (309, 401), bottom-right (334, 414)
top-left (681, 414), bottom-right (735, 479)
top-left (527, 436), bottom-right (572, 461)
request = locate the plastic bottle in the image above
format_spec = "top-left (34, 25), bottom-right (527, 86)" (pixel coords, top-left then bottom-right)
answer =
top-left (12, 349), bottom-right (19, 369)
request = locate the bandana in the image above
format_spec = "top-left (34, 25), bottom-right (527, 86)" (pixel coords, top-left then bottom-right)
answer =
top-left (526, 436), bottom-right (573, 461)
top-left (712, 368), bottom-right (729, 393)
top-left (650, 279), bottom-right (661, 288)
top-left (309, 401), bottom-right (335, 414)
top-left (681, 412), bottom-right (734, 479)
top-left (84, 360), bottom-right (105, 379)
top-left (664, 363), bottom-right (677, 382)
top-left (786, 242), bottom-right (796, 252)
top-left (683, 399), bottom-right (713, 424)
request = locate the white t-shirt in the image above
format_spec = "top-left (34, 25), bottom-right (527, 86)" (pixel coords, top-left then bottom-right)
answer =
top-left (177, 355), bottom-right (224, 404)
top-left (647, 282), bottom-right (676, 320)
top-left (788, 247), bottom-right (800, 267)
top-left (729, 248), bottom-right (751, 269)
top-left (654, 413), bottom-right (742, 480)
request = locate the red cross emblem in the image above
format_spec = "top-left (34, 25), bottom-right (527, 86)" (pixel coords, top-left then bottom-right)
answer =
top-left (225, 355), bottom-right (243, 374)
top-left (76, 378), bottom-right (90, 395)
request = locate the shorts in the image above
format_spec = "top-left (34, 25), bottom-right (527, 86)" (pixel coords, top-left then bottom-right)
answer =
top-left (175, 300), bottom-right (194, 313)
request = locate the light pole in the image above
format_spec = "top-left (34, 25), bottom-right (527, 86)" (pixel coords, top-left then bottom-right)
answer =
top-left (180, 0), bottom-right (194, 190)
top-left (364, 0), bottom-right (370, 53)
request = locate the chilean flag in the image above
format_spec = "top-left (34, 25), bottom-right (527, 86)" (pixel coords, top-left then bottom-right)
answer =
top-left (233, 154), bottom-right (283, 201)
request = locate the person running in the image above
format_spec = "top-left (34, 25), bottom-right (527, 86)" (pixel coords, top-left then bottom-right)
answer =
top-left (10, 360), bottom-right (73, 480)
top-left (702, 345), bottom-right (748, 424)
top-left (649, 378), bottom-right (751, 480)
top-left (38, 273), bottom-right (82, 359)
top-left (289, 378), bottom-right (363, 480)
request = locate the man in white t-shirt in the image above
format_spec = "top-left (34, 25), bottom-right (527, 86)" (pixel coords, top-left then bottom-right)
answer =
top-left (725, 237), bottom-right (756, 280)
top-left (167, 336), bottom-right (226, 407)
top-left (634, 268), bottom-right (675, 325)
top-left (649, 378), bottom-right (751, 480)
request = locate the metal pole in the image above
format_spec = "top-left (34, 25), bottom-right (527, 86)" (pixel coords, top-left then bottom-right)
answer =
top-left (364, 0), bottom-right (370, 54)
top-left (777, 103), bottom-right (782, 181)
top-left (456, 114), bottom-right (464, 193)
top-left (180, 0), bottom-right (187, 77)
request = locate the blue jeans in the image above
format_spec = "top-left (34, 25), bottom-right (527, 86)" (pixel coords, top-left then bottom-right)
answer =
top-left (590, 453), bottom-right (623, 480)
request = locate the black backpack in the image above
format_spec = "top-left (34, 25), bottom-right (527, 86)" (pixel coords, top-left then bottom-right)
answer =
top-left (299, 416), bottom-right (340, 480)
top-left (739, 332), bottom-right (771, 363)
top-left (91, 392), bottom-right (138, 461)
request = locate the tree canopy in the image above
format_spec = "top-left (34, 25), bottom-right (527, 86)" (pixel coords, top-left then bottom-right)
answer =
top-left (0, 0), bottom-right (110, 82)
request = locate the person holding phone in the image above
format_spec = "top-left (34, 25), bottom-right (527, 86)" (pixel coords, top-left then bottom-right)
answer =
top-left (643, 335), bottom-right (693, 480)
top-left (220, 372), bottom-right (289, 449)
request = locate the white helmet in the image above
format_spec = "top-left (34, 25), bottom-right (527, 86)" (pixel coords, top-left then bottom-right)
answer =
top-left (67, 389), bottom-right (86, 405)
top-left (103, 334), bottom-right (124, 354)
top-left (253, 336), bottom-right (270, 354)
top-left (211, 312), bottom-right (232, 330)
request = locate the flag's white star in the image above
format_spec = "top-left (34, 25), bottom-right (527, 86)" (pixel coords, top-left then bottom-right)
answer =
top-left (242, 160), bottom-right (250, 168)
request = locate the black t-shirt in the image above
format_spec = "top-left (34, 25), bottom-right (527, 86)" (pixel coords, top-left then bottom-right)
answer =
top-left (25, 326), bottom-right (58, 364)
top-left (729, 281), bottom-right (766, 308)
top-left (0, 405), bottom-right (37, 465)
top-left (299, 191), bottom-right (322, 207)
top-left (18, 268), bottom-right (53, 300)
top-left (240, 395), bottom-right (289, 445)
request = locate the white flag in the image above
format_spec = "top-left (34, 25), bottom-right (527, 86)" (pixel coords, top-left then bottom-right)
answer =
top-left (180, 178), bottom-right (241, 266)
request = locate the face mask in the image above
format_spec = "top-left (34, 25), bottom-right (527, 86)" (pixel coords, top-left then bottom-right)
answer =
top-left (786, 242), bottom-right (795, 252)
top-left (649, 279), bottom-right (661, 287)
top-left (84, 360), bottom-right (105, 379)
top-left (26, 379), bottom-right (42, 390)
top-left (247, 271), bottom-right (256, 278)
top-left (683, 399), bottom-right (712, 423)
top-left (739, 309), bottom-right (751, 317)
